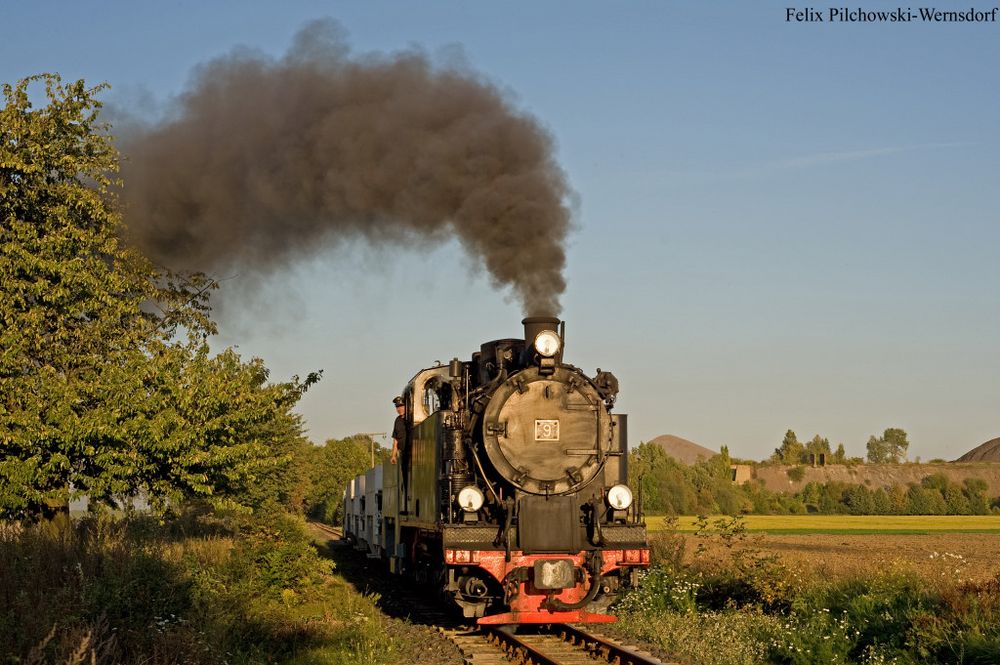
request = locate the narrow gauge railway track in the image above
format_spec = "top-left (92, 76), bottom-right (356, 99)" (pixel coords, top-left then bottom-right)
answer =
top-left (309, 523), bottom-right (673, 665)
top-left (309, 521), bottom-right (342, 540)
top-left (453, 624), bottom-right (674, 665)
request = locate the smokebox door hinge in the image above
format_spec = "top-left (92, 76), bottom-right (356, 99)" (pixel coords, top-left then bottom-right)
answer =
top-left (486, 421), bottom-right (508, 437)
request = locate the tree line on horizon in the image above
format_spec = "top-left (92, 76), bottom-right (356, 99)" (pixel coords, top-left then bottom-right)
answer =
top-left (629, 440), bottom-right (1000, 517)
top-left (767, 428), bottom-right (912, 465)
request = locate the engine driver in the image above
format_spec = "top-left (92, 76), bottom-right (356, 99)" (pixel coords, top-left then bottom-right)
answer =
top-left (390, 395), bottom-right (405, 465)
top-left (390, 395), bottom-right (411, 512)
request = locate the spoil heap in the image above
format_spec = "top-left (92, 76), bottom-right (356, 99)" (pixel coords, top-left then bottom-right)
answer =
top-left (649, 434), bottom-right (717, 465)
top-left (956, 437), bottom-right (1000, 462)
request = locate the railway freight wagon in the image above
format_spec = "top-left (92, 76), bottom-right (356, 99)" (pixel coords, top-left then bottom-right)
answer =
top-left (343, 467), bottom-right (383, 559)
top-left (343, 318), bottom-right (649, 624)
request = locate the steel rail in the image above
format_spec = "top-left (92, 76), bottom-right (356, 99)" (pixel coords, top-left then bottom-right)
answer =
top-left (483, 628), bottom-right (567, 665)
top-left (558, 624), bottom-right (671, 665)
top-left (481, 624), bottom-right (670, 665)
top-left (441, 626), bottom-right (510, 665)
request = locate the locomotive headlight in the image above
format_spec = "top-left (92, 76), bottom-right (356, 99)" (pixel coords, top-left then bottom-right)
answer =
top-left (457, 486), bottom-right (485, 512)
top-left (533, 330), bottom-right (561, 357)
top-left (606, 484), bottom-right (633, 510)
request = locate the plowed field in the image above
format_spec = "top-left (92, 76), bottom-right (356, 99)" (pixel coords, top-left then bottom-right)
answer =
top-left (647, 516), bottom-right (1000, 581)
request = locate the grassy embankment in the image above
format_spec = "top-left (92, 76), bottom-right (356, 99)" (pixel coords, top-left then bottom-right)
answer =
top-left (0, 512), bottom-right (397, 665)
top-left (646, 514), bottom-right (1000, 534)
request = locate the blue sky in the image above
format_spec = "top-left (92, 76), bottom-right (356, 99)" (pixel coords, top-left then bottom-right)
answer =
top-left (3, 1), bottom-right (997, 460)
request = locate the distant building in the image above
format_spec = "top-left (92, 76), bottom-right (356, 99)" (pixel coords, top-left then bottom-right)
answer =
top-left (730, 464), bottom-right (753, 484)
top-left (809, 452), bottom-right (827, 467)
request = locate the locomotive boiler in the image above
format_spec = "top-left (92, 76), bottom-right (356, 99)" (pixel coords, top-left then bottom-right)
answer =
top-left (344, 317), bottom-right (649, 624)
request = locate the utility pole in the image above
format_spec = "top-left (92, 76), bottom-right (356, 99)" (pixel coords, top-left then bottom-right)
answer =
top-left (359, 432), bottom-right (387, 468)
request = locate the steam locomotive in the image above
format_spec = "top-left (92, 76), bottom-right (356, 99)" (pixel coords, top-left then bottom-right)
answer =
top-left (343, 317), bottom-right (649, 624)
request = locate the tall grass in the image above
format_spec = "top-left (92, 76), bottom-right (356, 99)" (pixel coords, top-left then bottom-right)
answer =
top-left (0, 511), bottom-right (395, 665)
top-left (614, 517), bottom-right (1000, 664)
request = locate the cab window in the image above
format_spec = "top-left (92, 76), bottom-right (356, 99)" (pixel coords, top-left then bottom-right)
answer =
top-left (423, 387), bottom-right (440, 414)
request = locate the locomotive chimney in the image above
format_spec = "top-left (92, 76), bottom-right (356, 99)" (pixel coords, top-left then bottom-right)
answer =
top-left (522, 316), bottom-right (561, 347)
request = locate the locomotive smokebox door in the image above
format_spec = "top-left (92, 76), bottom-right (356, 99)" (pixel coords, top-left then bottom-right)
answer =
top-left (482, 367), bottom-right (610, 496)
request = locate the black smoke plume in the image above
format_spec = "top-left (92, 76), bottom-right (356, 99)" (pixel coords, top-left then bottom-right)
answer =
top-left (120, 20), bottom-right (571, 316)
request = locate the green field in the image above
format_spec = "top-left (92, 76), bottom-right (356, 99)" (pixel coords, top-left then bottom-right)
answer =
top-left (646, 514), bottom-right (1000, 534)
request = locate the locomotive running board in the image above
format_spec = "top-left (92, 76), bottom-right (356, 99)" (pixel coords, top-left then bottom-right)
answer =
top-left (478, 610), bottom-right (616, 625)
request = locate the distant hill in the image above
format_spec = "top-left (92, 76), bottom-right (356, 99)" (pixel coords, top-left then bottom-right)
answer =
top-left (648, 434), bottom-right (717, 465)
top-left (956, 437), bottom-right (1000, 462)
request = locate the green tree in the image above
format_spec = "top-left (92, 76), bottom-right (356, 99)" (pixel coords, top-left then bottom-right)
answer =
top-left (870, 487), bottom-right (891, 514)
top-left (866, 428), bottom-right (910, 464)
top-left (0, 75), bottom-right (316, 518)
top-left (629, 441), bottom-right (676, 514)
top-left (817, 481), bottom-right (851, 514)
top-left (883, 427), bottom-right (910, 462)
top-left (804, 434), bottom-right (832, 463)
top-left (906, 484), bottom-right (946, 514)
top-left (628, 442), bottom-right (757, 515)
top-left (2, 74), bottom-right (160, 516)
top-left (799, 481), bottom-right (823, 511)
top-left (845, 485), bottom-right (875, 514)
top-left (943, 484), bottom-right (971, 515)
top-left (887, 484), bottom-right (909, 514)
top-left (772, 429), bottom-right (805, 464)
top-left (131, 346), bottom-right (319, 512)
top-left (305, 435), bottom-right (379, 523)
top-left (963, 478), bottom-right (990, 514)
top-left (866, 435), bottom-right (890, 463)
top-left (630, 442), bottom-right (708, 514)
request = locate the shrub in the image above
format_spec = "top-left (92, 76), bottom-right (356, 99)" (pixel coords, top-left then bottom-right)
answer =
top-left (615, 607), bottom-right (781, 665)
top-left (910, 573), bottom-right (1000, 663)
top-left (222, 511), bottom-right (333, 602)
top-left (764, 608), bottom-right (856, 664)
top-left (790, 570), bottom-right (940, 661)
top-left (616, 522), bottom-right (1000, 664)
top-left (648, 516), bottom-right (686, 570)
